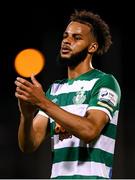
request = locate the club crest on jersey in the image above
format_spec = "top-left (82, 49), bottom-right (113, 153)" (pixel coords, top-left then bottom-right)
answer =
top-left (73, 87), bottom-right (86, 104)
top-left (98, 88), bottom-right (118, 106)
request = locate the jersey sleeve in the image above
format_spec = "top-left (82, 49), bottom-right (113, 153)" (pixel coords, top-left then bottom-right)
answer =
top-left (87, 74), bottom-right (121, 120)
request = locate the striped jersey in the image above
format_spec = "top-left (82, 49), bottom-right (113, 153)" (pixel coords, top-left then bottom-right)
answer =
top-left (38, 69), bottom-right (121, 179)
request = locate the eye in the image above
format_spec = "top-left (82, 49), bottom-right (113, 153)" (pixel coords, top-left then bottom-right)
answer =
top-left (74, 35), bottom-right (82, 40)
top-left (63, 32), bottom-right (68, 39)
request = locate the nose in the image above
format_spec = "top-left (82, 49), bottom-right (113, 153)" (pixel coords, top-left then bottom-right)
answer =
top-left (63, 36), bottom-right (73, 44)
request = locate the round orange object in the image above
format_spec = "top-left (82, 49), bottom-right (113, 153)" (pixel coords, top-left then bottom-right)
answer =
top-left (14, 48), bottom-right (45, 77)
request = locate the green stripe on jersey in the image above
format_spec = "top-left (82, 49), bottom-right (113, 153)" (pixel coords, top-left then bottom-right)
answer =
top-left (51, 175), bottom-right (107, 179)
top-left (53, 147), bottom-right (113, 167)
top-left (102, 123), bottom-right (117, 139)
top-left (47, 91), bottom-right (91, 106)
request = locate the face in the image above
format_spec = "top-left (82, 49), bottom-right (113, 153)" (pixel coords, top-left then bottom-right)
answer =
top-left (59, 21), bottom-right (95, 66)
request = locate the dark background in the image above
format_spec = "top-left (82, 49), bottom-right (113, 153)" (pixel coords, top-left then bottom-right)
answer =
top-left (0, 0), bottom-right (134, 178)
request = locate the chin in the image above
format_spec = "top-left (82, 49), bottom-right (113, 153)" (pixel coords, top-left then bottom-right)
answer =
top-left (61, 54), bottom-right (71, 59)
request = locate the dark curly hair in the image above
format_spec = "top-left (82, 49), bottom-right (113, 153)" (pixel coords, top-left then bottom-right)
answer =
top-left (70, 10), bottom-right (112, 55)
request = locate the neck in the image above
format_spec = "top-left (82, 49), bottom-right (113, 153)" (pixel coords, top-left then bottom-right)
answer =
top-left (68, 57), bottom-right (93, 79)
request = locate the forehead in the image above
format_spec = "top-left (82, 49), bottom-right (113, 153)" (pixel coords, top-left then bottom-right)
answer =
top-left (65, 21), bottom-right (91, 35)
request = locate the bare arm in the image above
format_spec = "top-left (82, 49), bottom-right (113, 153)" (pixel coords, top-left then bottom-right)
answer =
top-left (18, 113), bottom-right (49, 153)
top-left (15, 75), bottom-right (108, 144)
top-left (15, 77), bottom-right (49, 153)
top-left (39, 98), bottom-right (108, 143)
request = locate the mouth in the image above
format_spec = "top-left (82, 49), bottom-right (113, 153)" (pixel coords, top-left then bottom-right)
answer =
top-left (61, 45), bottom-right (72, 54)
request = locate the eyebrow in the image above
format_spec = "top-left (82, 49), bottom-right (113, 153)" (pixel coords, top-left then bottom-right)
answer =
top-left (63, 31), bottom-right (83, 36)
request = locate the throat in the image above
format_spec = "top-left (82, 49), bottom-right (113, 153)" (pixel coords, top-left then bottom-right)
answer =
top-left (68, 66), bottom-right (93, 80)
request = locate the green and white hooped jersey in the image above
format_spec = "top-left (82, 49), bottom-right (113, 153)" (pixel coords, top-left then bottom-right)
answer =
top-left (38, 69), bottom-right (121, 179)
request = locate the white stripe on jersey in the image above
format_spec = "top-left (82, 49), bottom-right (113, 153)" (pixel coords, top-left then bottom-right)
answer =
top-left (52, 134), bottom-right (115, 154)
top-left (51, 161), bottom-right (110, 178)
top-left (51, 78), bottom-right (99, 95)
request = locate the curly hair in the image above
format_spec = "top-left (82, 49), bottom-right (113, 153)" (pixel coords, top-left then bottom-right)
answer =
top-left (70, 10), bottom-right (112, 55)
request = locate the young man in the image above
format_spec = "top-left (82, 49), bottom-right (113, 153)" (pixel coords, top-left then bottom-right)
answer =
top-left (15, 10), bottom-right (121, 179)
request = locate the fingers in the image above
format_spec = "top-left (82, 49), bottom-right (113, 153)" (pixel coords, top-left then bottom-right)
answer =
top-left (15, 92), bottom-right (28, 101)
top-left (31, 74), bottom-right (41, 87)
top-left (14, 76), bottom-right (42, 103)
top-left (15, 78), bottom-right (31, 101)
top-left (15, 77), bottom-right (33, 92)
top-left (15, 86), bottom-right (29, 100)
top-left (16, 86), bottom-right (29, 96)
top-left (16, 77), bottom-right (32, 87)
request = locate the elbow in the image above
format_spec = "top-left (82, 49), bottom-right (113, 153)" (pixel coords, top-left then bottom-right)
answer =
top-left (82, 136), bottom-right (95, 144)
top-left (19, 145), bottom-right (36, 154)
top-left (81, 129), bottom-right (99, 144)
top-left (18, 141), bottom-right (36, 154)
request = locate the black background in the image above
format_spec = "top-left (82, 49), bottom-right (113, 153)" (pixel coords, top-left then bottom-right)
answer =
top-left (0, 0), bottom-right (134, 178)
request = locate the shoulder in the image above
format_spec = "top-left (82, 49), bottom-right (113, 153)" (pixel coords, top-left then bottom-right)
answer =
top-left (94, 69), bottom-right (120, 89)
top-left (92, 69), bottom-right (121, 100)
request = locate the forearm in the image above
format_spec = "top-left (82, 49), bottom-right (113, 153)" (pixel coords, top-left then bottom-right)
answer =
top-left (18, 114), bottom-right (37, 153)
top-left (38, 98), bottom-right (95, 142)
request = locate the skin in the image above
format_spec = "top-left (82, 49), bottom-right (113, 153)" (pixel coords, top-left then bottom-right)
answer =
top-left (15, 21), bottom-right (109, 153)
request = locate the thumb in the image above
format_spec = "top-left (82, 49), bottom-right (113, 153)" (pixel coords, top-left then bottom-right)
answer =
top-left (31, 74), bottom-right (41, 87)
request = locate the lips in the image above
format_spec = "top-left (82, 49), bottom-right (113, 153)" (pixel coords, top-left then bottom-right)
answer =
top-left (61, 45), bottom-right (71, 54)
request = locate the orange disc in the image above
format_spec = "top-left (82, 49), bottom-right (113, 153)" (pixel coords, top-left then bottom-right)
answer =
top-left (14, 48), bottom-right (45, 77)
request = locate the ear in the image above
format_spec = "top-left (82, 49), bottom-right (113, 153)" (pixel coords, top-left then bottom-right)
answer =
top-left (88, 42), bottom-right (98, 54)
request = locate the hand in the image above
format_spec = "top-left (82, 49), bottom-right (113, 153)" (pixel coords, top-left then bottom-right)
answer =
top-left (15, 74), bottom-right (45, 107)
top-left (18, 99), bottom-right (38, 118)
